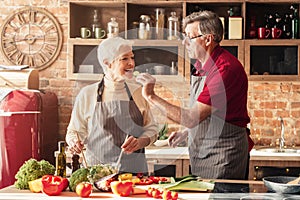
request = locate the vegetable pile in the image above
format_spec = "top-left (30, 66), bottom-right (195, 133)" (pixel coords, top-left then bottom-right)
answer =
top-left (14, 158), bottom-right (55, 189)
top-left (69, 164), bottom-right (116, 192)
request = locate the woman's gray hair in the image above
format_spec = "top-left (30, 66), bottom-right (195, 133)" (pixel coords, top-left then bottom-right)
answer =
top-left (182, 10), bottom-right (223, 43)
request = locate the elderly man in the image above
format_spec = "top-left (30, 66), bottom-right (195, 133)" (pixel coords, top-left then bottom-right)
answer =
top-left (137, 10), bottom-right (252, 179)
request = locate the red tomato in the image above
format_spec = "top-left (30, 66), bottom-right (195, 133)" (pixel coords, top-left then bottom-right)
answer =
top-left (151, 188), bottom-right (162, 199)
top-left (162, 189), bottom-right (178, 200)
top-left (110, 181), bottom-right (133, 197)
top-left (135, 178), bottom-right (153, 185)
top-left (62, 178), bottom-right (69, 191)
top-left (149, 176), bottom-right (169, 184)
top-left (75, 182), bottom-right (93, 198)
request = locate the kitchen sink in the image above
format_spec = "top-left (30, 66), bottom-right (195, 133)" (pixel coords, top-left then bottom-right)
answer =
top-left (255, 147), bottom-right (299, 153)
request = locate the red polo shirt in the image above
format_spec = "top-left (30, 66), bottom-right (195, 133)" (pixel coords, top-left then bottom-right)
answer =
top-left (195, 45), bottom-right (250, 127)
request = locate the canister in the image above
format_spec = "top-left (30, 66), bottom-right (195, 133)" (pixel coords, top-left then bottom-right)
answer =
top-left (228, 17), bottom-right (242, 39)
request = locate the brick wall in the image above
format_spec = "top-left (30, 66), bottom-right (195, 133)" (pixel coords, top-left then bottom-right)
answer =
top-left (0, 1), bottom-right (299, 147)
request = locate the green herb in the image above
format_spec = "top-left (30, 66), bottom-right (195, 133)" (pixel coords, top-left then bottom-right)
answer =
top-left (158, 123), bottom-right (168, 140)
top-left (14, 158), bottom-right (55, 190)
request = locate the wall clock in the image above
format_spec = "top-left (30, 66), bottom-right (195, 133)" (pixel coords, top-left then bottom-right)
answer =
top-left (0, 7), bottom-right (63, 70)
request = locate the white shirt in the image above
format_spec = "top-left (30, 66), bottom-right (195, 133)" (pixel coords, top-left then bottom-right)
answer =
top-left (66, 76), bottom-right (158, 147)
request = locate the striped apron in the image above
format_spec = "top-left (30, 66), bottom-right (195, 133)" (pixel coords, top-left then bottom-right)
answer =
top-left (188, 74), bottom-right (248, 179)
top-left (85, 78), bottom-right (148, 174)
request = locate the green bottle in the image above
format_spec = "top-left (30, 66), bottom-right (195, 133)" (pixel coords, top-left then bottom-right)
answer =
top-left (292, 9), bottom-right (299, 39)
top-left (55, 141), bottom-right (66, 177)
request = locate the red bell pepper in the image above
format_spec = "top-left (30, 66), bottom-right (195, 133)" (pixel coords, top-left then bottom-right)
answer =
top-left (41, 175), bottom-right (65, 196)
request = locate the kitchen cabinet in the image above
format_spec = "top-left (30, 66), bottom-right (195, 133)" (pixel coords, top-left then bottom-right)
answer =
top-left (68, 1), bottom-right (300, 81)
top-left (249, 149), bottom-right (300, 180)
top-left (145, 147), bottom-right (190, 178)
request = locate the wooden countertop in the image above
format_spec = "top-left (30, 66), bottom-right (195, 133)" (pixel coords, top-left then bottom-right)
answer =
top-left (1, 179), bottom-right (300, 200)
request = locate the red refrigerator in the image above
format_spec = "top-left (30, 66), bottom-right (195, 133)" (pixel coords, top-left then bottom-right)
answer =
top-left (0, 89), bottom-right (59, 189)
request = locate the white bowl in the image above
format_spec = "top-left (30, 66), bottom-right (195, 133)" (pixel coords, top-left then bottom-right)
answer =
top-left (153, 139), bottom-right (168, 147)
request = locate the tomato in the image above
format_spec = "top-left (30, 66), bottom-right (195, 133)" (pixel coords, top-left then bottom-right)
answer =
top-left (110, 181), bottom-right (133, 197)
top-left (75, 182), bottom-right (93, 198)
top-left (149, 176), bottom-right (170, 184)
top-left (136, 172), bottom-right (144, 179)
top-left (152, 188), bottom-right (162, 199)
top-left (61, 178), bottom-right (69, 191)
top-left (162, 189), bottom-right (178, 200)
top-left (147, 187), bottom-right (162, 199)
top-left (135, 178), bottom-right (153, 185)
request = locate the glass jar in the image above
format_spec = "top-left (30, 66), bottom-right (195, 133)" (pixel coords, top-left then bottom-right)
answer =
top-left (167, 12), bottom-right (179, 40)
top-left (155, 8), bottom-right (165, 39)
top-left (91, 9), bottom-right (100, 38)
top-left (107, 17), bottom-right (119, 38)
top-left (138, 15), bottom-right (151, 40)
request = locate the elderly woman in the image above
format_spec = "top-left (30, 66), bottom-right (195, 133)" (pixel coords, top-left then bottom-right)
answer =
top-left (66, 37), bottom-right (157, 174)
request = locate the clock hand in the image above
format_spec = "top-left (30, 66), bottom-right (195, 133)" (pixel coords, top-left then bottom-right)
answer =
top-left (14, 35), bottom-right (45, 43)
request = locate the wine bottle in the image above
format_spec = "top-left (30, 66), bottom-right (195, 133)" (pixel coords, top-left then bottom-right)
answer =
top-left (55, 141), bottom-right (66, 177)
top-left (292, 9), bottom-right (299, 39)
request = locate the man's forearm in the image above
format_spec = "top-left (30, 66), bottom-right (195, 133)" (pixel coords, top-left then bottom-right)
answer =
top-left (148, 94), bottom-right (196, 127)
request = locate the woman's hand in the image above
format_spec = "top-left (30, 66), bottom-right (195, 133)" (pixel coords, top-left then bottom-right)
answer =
top-left (68, 139), bottom-right (84, 154)
top-left (121, 136), bottom-right (150, 154)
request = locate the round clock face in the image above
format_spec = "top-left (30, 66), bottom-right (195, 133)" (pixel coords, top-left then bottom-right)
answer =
top-left (0, 7), bottom-right (63, 70)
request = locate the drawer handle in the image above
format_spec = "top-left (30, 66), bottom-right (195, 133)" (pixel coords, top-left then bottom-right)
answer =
top-left (147, 160), bottom-right (158, 164)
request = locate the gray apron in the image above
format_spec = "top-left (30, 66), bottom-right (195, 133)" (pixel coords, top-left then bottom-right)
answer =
top-left (85, 78), bottom-right (148, 174)
top-left (188, 74), bottom-right (248, 179)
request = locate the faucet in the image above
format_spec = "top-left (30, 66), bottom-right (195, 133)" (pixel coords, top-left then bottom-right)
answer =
top-left (278, 117), bottom-right (285, 151)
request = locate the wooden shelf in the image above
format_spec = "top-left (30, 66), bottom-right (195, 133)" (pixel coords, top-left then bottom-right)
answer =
top-left (68, 0), bottom-right (300, 81)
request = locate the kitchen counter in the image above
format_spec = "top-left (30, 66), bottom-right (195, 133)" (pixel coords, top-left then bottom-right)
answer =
top-left (56, 146), bottom-right (300, 179)
top-left (1, 179), bottom-right (300, 200)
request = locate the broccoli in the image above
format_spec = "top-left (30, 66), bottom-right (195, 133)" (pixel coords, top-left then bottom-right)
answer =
top-left (14, 158), bottom-right (55, 189)
top-left (69, 164), bottom-right (117, 192)
top-left (68, 167), bottom-right (90, 191)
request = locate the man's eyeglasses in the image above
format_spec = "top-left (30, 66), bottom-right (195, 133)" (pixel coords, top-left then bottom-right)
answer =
top-left (182, 34), bottom-right (204, 42)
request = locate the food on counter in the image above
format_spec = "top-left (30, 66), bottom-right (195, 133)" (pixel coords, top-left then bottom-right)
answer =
top-left (161, 175), bottom-right (214, 192)
top-left (14, 158), bottom-right (55, 189)
top-left (118, 173), bottom-right (133, 181)
top-left (41, 175), bottom-right (68, 196)
top-left (94, 175), bottom-right (118, 192)
top-left (158, 123), bottom-right (168, 140)
top-left (135, 177), bottom-right (153, 185)
top-left (162, 189), bottom-right (179, 200)
top-left (28, 178), bottom-right (43, 193)
top-left (146, 187), bottom-right (178, 200)
top-left (88, 164), bottom-right (117, 182)
top-left (75, 182), bottom-right (93, 198)
top-left (69, 168), bottom-right (90, 192)
top-left (69, 164), bottom-right (116, 192)
top-left (110, 181), bottom-right (134, 197)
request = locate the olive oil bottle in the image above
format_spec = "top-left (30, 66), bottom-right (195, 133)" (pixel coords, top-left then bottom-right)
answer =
top-left (55, 141), bottom-right (66, 177)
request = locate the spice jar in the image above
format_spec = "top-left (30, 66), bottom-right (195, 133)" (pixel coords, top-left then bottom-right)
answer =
top-left (139, 15), bottom-right (151, 40)
top-left (167, 12), bottom-right (179, 40)
top-left (107, 17), bottom-right (119, 38)
top-left (155, 8), bottom-right (165, 39)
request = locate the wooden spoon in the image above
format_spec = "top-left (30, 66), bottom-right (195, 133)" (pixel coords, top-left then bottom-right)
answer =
top-left (287, 177), bottom-right (300, 185)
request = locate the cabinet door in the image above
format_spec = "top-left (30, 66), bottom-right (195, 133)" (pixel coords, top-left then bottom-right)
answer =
top-left (245, 40), bottom-right (300, 81)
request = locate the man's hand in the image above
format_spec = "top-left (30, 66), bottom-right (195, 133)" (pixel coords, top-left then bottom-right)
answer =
top-left (168, 129), bottom-right (189, 148)
top-left (121, 136), bottom-right (150, 154)
top-left (136, 73), bottom-right (156, 101)
top-left (68, 139), bottom-right (84, 154)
